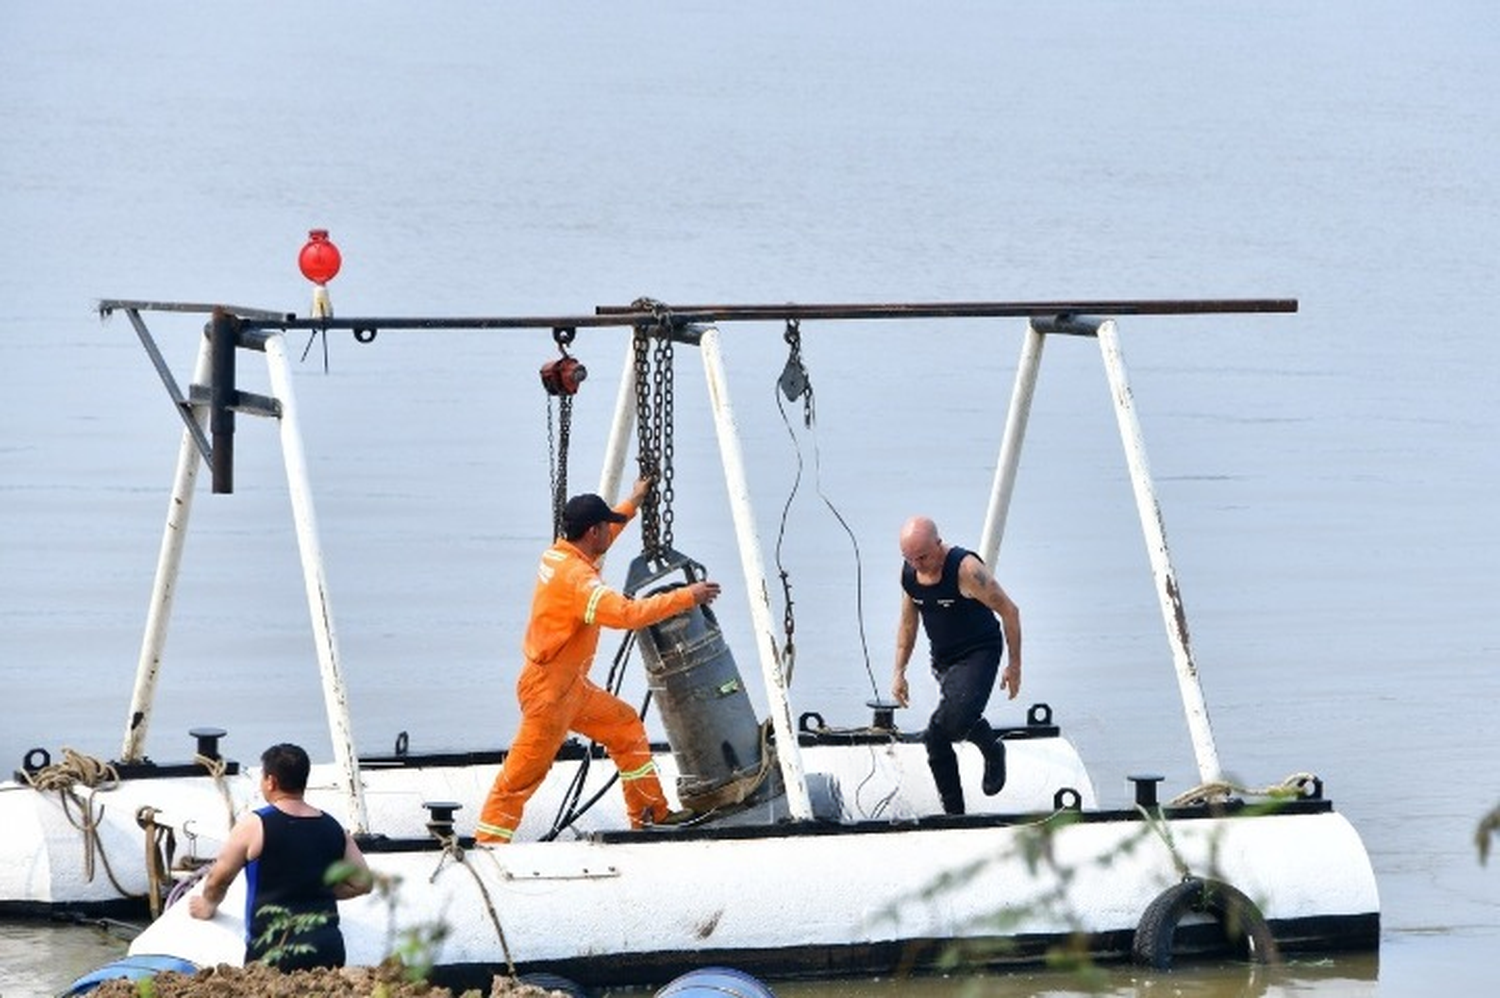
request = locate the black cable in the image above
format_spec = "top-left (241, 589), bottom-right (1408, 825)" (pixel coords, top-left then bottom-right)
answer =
top-left (772, 372), bottom-right (880, 703)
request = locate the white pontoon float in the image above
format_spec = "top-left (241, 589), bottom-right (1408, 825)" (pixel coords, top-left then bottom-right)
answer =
top-left (8, 293), bottom-right (1377, 992)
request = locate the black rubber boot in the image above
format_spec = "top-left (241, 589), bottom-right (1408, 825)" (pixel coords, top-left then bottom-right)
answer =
top-left (981, 738), bottom-right (1007, 796)
top-left (926, 731), bottom-right (966, 815)
top-left (939, 782), bottom-right (966, 815)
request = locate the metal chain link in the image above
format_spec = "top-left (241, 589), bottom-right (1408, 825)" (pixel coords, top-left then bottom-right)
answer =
top-left (632, 307), bottom-right (661, 558)
top-left (656, 332), bottom-right (675, 551)
top-left (546, 394), bottom-right (573, 539)
top-left (777, 320), bottom-right (808, 678)
top-left (782, 318), bottom-right (815, 427)
top-left (544, 326), bottom-right (580, 540)
top-left (630, 298), bottom-right (676, 560)
top-left (546, 396), bottom-right (558, 536)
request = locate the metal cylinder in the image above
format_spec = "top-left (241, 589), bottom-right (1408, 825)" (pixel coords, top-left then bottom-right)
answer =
top-left (633, 577), bottom-right (776, 812)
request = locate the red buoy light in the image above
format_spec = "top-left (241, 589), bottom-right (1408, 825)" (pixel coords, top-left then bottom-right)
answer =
top-left (298, 229), bottom-right (342, 285)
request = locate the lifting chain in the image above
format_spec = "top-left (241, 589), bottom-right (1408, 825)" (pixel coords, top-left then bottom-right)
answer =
top-left (775, 319), bottom-right (814, 679)
top-left (632, 298), bottom-right (676, 560)
top-left (546, 394), bottom-right (573, 538)
top-left (543, 327), bottom-right (582, 538)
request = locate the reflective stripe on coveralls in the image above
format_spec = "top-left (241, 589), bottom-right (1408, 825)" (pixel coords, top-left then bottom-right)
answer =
top-left (477, 503), bottom-right (697, 843)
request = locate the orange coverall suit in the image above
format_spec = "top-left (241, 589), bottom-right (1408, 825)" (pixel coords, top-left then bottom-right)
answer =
top-left (476, 508), bottom-right (696, 844)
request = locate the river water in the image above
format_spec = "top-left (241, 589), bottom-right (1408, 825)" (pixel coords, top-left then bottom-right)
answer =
top-left (1, 2), bottom-right (1496, 996)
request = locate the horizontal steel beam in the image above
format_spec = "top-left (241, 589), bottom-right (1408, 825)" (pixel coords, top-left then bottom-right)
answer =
top-left (102, 297), bottom-right (1298, 336)
top-left (596, 298), bottom-right (1298, 321)
top-left (256, 297), bottom-right (1297, 333)
top-left (99, 299), bottom-right (290, 321)
top-left (247, 314), bottom-right (648, 332)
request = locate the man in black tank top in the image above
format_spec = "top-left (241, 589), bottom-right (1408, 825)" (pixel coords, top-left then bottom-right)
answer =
top-left (189, 743), bottom-right (372, 969)
top-left (893, 516), bottom-right (1023, 815)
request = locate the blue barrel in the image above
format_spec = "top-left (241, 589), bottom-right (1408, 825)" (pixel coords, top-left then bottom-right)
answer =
top-left (59, 955), bottom-right (198, 996)
top-left (655, 966), bottom-right (778, 998)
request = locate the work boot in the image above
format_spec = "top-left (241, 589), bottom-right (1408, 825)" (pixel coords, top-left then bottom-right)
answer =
top-left (939, 786), bottom-right (966, 815)
top-left (645, 806), bottom-right (696, 827)
top-left (982, 740), bottom-right (1008, 797)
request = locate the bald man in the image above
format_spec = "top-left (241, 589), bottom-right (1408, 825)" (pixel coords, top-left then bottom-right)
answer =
top-left (892, 516), bottom-right (1022, 815)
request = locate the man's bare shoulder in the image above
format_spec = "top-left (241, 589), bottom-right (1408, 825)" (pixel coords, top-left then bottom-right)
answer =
top-left (959, 551), bottom-right (992, 583)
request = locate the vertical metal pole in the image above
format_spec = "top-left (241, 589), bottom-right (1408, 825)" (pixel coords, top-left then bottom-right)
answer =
top-left (263, 334), bottom-right (369, 831)
top-left (208, 310), bottom-right (237, 494)
top-left (978, 322), bottom-right (1047, 567)
top-left (121, 333), bottom-right (214, 763)
top-left (1096, 319), bottom-right (1222, 784)
top-left (698, 326), bottom-right (813, 819)
top-left (596, 346), bottom-right (639, 503)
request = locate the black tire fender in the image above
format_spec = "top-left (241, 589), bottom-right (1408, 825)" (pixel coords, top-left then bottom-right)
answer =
top-left (1132, 876), bottom-right (1280, 969)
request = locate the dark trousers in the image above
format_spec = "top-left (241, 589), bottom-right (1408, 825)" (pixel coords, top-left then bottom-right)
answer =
top-left (924, 643), bottom-right (1003, 815)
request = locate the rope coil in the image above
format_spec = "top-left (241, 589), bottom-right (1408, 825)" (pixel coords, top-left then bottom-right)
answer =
top-left (1167, 772), bottom-right (1321, 807)
top-left (20, 748), bottom-right (143, 902)
top-left (20, 747), bottom-right (120, 793)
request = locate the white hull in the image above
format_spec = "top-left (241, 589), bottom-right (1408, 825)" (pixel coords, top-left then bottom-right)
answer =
top-left (2, 732), bottom-right (1090, 913)
top-left (127, 800), bottom-right (1378, 988)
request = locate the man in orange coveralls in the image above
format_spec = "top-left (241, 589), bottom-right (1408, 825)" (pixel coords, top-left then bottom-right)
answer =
top-left (476, 478), bottom-right (721, 844)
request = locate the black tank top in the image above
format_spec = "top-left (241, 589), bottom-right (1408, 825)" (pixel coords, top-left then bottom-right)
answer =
top-left (244, 806), bottom-right (347, 957)
top-left (902, 546), bottom-right (1002, 664)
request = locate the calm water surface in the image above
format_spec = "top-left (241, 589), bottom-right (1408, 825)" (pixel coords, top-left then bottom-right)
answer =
top-left (2, 2), bottom-right (1496, 996)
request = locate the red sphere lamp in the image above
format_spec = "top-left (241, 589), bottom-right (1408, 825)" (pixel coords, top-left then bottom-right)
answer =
top-left (299, 229), bottom-right (342, 317)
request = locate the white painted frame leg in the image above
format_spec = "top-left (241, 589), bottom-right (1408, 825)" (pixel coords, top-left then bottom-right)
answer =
top-left (699, 326), bottom-right (813, 819)
top-left (978, 320), bottom-right (1047, 567)
top-left (1096, 319), bottom-right (1222, 784)
top-left (264, 334), bottom-right (369, 831)
top-left (122, 332), bottom-right (214, 763)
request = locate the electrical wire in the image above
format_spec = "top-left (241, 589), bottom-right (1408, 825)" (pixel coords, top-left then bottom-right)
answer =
top-left (772, 349), bottom-right (880, 703)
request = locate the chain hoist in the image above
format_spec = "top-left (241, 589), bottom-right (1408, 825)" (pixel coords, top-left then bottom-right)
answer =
top-left (778, 318), bottom-right (815, 428)
top-left (632, 298), bottom-right (676, 561)
top-left (771, 318), bottom-right (876, 698)
top-left (774, 319), bottom-right (814, 680)
top-left (542, 327), bottom-right (587, 539)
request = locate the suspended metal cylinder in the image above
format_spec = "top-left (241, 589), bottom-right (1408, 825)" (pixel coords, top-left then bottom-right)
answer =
top-left (628, 552), bottom-right (781, 814)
